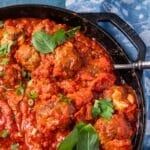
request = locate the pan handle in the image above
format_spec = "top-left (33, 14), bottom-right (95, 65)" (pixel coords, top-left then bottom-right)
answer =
top-left (78, 12), bottom-right (146, 62)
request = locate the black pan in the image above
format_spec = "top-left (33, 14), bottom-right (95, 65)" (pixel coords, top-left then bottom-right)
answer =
top-left (0, 4), bottom-right (146, 150)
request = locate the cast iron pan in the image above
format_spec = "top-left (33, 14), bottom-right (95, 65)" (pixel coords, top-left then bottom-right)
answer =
top-left (0, 4), bottom-right (146, 150)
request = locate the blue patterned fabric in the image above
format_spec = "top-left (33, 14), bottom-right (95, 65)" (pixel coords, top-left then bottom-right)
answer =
top-left (0, 0), bottom-right (150, 149)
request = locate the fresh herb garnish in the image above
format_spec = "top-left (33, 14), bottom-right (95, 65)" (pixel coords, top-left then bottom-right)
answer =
top-left (76, 124), bottom-right (99, 150)
top-left (0, 41), bottom-right (14, 56)
top-left (28, 90), bottom-right (38, 100)
top-left (92, 99), bottom-right (114, 119)
top-left (0, 129), bottom-right (9, 138)
top-left (16, 83), bottom-right (25, 95)
top-left (32, 26), bottom-right (80, 54)
top-left (58, 122), bottom-right (99, 150)
top-left (65, 26), bottom-right (81, 39)
top-left (0, 58), bottom-right (9, 65)
top-left (11, 143), bottom-right (19, 150)
top-left (59, 94), bottom-right (71, 104)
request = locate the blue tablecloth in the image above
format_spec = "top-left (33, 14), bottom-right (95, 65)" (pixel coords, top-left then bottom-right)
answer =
top-left (0, 0), bottom-right (150, 149)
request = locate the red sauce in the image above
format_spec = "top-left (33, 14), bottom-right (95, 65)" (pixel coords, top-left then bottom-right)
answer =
top-left (0, 18), bottom-right (137, 150)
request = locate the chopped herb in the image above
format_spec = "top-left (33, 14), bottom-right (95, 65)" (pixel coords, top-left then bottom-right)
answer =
top-left (92, 99), bottom-right (114, 119)
top-left (11, 143), bottom-right (19, 150)
top-left (58, 122), bottom-right (99, 150)
top-left (0, 21), bottom-right (4, 28)
top-left (0, 41), bottom-right (14, 56)
top-left (28, 90), bottom-right (38, 100)
top-left (0, 58), bottom-right (9, 65)
top-left (32, 26), bottom-right (80, 54)
top-left (0, 43), bottom-right (9, 56)
top-left (16, 83), bottom-right (25, 95)
top-left (66, 26), bottom-right (81, 39)
top-left (0, 129), bottom-right (9, 138)
top-left (59, 94), bottom-right (71, 104)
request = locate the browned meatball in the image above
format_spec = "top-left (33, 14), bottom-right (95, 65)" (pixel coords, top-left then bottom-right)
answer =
top-left (15, 44), bottom-right (40, 71)
top-left (53, 42), bottom-right (81, 77)
top-left (104, 139), bottom-right (132, 150)
top-left (94, 114), bottom-right (133, 145)
top-left (35, 101), bottom-right (74, 132)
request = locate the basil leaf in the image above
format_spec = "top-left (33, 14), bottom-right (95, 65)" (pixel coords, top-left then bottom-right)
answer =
top-left (76, 124), bottom-right (99, 150)
top-left (92, 99), bottom-right (114, 119)
top-left (32, 26), bottom-right (80, 54)
top-left (32, 30), bottom-right (55, 54)
top-left (66, 26), bottom-right (80, 39)
top-left (58, 122), bottom-right (86, 150)
top-left (58, 122), bottom-right (99, 150)
top-left (52, 29), bottom-right (66, 45)
top-left (58, 126), bottom-right (78, 150)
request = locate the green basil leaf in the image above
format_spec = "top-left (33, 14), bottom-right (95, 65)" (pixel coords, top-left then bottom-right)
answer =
top-left (58, 122), bottom-right (99, 150)
top-left (92, 99), bottom-right (114, 119)
top-left (58, 122), bottom-right (86, 150)
top-left (32, 30), bottom-right (55, 54)
top-left (58, 126), bottom-right (78, 150)
top-left (76, 124), bottom-right (99, 150)
top-left (32, 26), bottom-right (80, 54)
top-left (52, 29), bottom-right (66, 45)
top-left (66, 26), bottom-right (81, 39)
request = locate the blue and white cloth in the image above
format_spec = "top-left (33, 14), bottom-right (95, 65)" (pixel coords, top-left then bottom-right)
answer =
top-left (0, 0), bottom-right (150, 149)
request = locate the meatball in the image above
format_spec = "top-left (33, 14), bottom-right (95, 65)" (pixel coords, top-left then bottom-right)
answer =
top-left (104, 139), bottom-right (132, 150)
top-left (53, 42), bottom-right (81, 77)
top-left (94, 114), bottom-right (133, 145)
top-left (15, 44), bottom-right (40, 71)
top-left (36, 101), bottom-right (74, 132)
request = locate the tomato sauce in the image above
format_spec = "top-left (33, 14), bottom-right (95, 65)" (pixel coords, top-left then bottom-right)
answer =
top-left (0, 18), bottom-right (137, 150)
